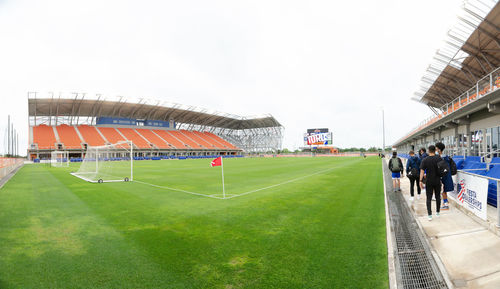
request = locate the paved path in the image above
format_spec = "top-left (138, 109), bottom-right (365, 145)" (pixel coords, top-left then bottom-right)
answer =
top-left (388, 158), bottom-right (500, 288)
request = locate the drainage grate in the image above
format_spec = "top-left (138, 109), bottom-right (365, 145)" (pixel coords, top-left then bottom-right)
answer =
top-left (384, 163), bottom-right (448, 289)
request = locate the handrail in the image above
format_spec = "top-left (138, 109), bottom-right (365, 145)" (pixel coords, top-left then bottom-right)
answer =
top-left (479, 148), bottom-right (500, 159)
top-left (396, 66), bottom-right (500, 144)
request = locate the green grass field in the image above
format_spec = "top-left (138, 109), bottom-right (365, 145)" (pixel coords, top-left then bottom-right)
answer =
top-left (0, 156), bottom-right (387, 288)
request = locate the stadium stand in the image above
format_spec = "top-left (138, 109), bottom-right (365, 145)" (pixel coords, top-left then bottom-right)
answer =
top-left (56, 124), bottom-right (82, 149)
top-left (136, 129), bottom-right (170, 149)
top-left (27, 96), bottom-right (281, 160)
top-left (192, 131), bottom-right (225, 149)
top-left (98, 127), bottom-right (127, 144)
top-left (152, 130), bottom-right (186, 149)
top-left (205, 132), bottom-right (238, 150)
top-left (181, 130), bottom-right (213, 149)
top-left (116, 128), bottom-right (151, 149)
top-left (169, 130), bottom-right (205, 149)
top-left (33, 124), bottom-right (57, 149)
top-left (77, 125), bottom-right (106, 146)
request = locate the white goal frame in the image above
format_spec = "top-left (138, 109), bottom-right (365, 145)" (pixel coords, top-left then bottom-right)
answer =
top-left (70, 140), bottom-right (134, 183)
top-left (51, 150), bottom-right (69, 167)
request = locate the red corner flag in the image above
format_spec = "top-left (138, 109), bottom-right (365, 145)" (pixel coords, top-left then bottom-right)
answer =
top-left (210, 156), bottom-right (222, 167)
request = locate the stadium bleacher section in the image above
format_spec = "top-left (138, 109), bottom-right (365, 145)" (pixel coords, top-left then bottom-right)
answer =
top-left (136, 129), bottom-right (170, 149)
top-left (152, 130), bottom-right (187, 149)
top-left (56, 124), bottom-right (82, 149)
top-left (32, 124), bottom-right (57, 149)
top-left (77, 125), bottom-right (106, 146)
top-left (30, 124), bottom-right (242, 160)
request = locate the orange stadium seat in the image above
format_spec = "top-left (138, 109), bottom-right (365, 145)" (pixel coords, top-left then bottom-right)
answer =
top-left (152, 130), bottom-right (186, 149)
top-left (180, 130), bottom-right (212, 149)
top-left (204, 132), bottom-right (239, 150)
top-left (192, 131), bottom-right (225, 149)
top-left (136, 129), bottom-right (170, 149)
top-left (169, 130), bottom-right (204, 149)
top-left (56, 124), bottom-right (82, 149)
top-left (32, 124), bottom-right (57, 149)
top-left (116, 128), bottom-right (151, 149)
top-left (97, 127), bottom-right (127, 144)
top-left (496, 76), bottom-right (500, 88)
top-left (77, 125), bottom-right (106, 146)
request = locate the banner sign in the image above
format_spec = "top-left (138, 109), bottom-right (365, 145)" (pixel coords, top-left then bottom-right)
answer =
top-left (304, 129), bottom-right (332, 146)
top-left (449, 172), bottom-right (488, 220)
top-left (306, 133), bottom-right (330, 145)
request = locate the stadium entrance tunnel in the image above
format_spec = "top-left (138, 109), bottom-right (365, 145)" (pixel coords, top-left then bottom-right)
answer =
top-left (383, 163), bottom-right (448, 289)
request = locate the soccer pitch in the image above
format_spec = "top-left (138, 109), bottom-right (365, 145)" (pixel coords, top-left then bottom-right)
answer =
top-left (0, 156), bottom-right (388, 288)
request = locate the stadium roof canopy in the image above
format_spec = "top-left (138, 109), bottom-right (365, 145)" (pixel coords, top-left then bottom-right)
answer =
top-left (28, 93), bottom-right (282, 130)
top-left (415, 0), bottom-right (500, 109)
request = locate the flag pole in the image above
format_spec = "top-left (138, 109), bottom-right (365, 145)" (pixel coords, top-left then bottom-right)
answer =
top-left (221, 156), bottom-right (226, 199)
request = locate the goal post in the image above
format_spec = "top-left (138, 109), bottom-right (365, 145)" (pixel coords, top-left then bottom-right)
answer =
top-left (71, 141), bottom-right (133, 183)
top-left (51, 150), bottom-right (69, 167)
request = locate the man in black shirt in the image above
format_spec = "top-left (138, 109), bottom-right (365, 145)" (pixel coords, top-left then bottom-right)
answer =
top-left (419, 145), bottom-right (441, 221)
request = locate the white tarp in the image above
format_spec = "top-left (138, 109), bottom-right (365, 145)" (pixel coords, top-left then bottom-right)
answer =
top-left (449, 172), bottom-right (489, 220)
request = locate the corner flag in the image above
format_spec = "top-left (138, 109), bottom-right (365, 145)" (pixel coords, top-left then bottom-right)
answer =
top-left (210, 156), bottom-right (225, 198)
top-left (210, 156), bottom-right (222, 167)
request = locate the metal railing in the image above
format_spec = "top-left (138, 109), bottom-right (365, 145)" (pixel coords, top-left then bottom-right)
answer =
top-left (397, 66), bottom-right (500, 144)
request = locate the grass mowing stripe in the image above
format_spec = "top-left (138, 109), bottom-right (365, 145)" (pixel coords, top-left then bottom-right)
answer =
top-left (227, 159), bottom-right (361, 199)
top-left (133, 179), bottom-right (223, 199)
top-left (0, 156), bottom-right (388, 288)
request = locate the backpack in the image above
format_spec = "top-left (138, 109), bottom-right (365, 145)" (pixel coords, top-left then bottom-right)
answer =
top-left (437, 157), bottom-right (450, 177)
top-left (407, 157), bottom-right (419, 179)
top-left (449, 157), bottom-right (457, 175)
top-left (408, 167), bottom-right (419, 179)
top-left (390, 158), bottom-right (400, 172)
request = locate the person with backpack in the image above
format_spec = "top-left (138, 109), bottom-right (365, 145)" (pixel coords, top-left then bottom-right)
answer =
top-left (435, 142), bottom-right (456, 211)
top-left (419, 145), bottom-right (441, 221)
top-left (388, 151), bottom-right (404, 192)
top-left (406, 150), bottom-right (421, 201)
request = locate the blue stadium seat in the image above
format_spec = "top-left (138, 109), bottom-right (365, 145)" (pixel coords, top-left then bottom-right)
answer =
top-left (465, 156), bottom-right (481, 162)
top-left (486, 165), bottom-right (500, 207)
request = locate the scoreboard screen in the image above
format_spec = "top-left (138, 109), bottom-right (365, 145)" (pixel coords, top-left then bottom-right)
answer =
top-left (304, 128), bottom-right (333, 146)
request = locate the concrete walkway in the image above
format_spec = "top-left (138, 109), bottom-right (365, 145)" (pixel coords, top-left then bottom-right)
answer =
top-left (391, 159), bottom-right (500, 288)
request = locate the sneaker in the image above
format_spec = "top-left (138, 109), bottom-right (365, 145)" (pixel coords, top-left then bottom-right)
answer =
top-left (441, 205), bottom-right (449, 210)
top-left (436, 212), bottom-right (440, 217)
top-left (410, 197), bottom-right (414, 201)
top-left (428, 215), bottom-right (432, 221)
top-left (432, 197), bottom-right (436, 201)
top-left (417, 195), bottom-right (421, 200)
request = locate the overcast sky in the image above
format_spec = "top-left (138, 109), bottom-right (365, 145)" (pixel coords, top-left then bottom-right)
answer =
top-left (0, 0), bottom-right (463, 154)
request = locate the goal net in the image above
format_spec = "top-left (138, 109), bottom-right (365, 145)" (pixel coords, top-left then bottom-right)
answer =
top-left (51, 151), bottom-right (69, 167)
top-left (71, 141), bottom-right (133, 183)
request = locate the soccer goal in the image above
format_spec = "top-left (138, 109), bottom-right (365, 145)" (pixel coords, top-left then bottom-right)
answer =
top-left (51, 151), bottom-right (69, 167)
top-left (71, 141), bottom-right (133, 183)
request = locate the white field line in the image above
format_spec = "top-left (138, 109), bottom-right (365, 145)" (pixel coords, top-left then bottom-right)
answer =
top-left (225, 165), bottom-right (340, 199)
top-left (133, 180), bottom-right (223, 199)
top-left (134, 161), bottom-right (355, 200)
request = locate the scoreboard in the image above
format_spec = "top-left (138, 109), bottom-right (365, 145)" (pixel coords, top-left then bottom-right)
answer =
top-left (304, 128), bottom-right (333, 146)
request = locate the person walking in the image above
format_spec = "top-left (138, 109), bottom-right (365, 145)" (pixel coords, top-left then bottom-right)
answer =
top-left (406, 150), bottom-right (421, 201)
top-left (388, 151), bottom-right (404, 192)
top-left (435, 142), bottom-right (455, 211)
top-left (419, 147), bottom-right (428, 160)
top-left (419, 145), bottom-right (441, 221)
